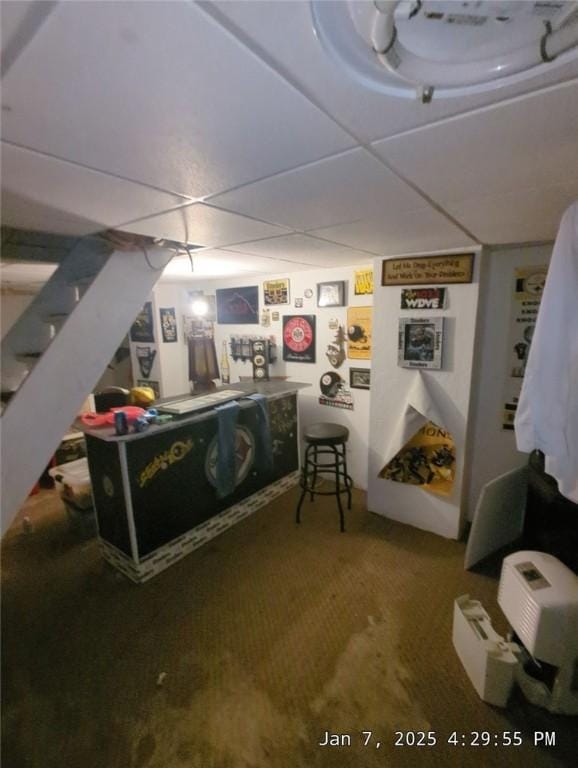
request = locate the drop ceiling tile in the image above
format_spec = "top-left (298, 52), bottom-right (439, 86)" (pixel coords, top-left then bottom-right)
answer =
top-left (209, 0), bottom-right (578, 143)
top-left (1, 1), bottom-right (354, 199)
top-left (310, 208), bottom-right (475, 255)
top-left (1, 0), bottom-right (57, 75)
top-left (1, 142), bottom-right (190, 236)
top-left (209, 147), bottom-right (428, 230)
top-left (161, 248), bottom-right (296, 280)
top-left (444, 181), bottom-right (578, 245)
top-left (123, 204), bottom-right (288, 248)
top-left (226, 233), bottom-right (377, 267)
top-left (373, 81), bottom-right (578, 205)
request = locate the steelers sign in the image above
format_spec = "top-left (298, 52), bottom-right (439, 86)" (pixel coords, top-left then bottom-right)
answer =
top-left (282, 315), bottom-right (316, 363)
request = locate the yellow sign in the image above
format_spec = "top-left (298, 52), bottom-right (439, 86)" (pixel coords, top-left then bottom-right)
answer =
top-left (382, 253), bottom-right (474, 286)
top-left (263, 278), bottom-right (290, 305)
top-left (379, 421), bottom-right (455, 496)
top-left (138, 439), bottom-right (193, 488)
top-left (354, 268), bottom-right (374, 295)
top-left (347, 306), bottom-right (372, 360)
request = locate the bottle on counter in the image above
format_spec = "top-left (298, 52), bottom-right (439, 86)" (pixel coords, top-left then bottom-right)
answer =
top-left (220, 340), bottom-right (231, 385)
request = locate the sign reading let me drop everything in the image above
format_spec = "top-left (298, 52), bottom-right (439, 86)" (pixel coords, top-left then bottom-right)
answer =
top-left (382, 253), bottom-right (474, 286)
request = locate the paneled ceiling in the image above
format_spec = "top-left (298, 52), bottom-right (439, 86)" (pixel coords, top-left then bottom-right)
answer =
top-left (1, 0), bottom-right (577, 282)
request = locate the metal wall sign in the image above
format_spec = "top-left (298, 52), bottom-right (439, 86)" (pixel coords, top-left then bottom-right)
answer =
top-left (383, 253), bottom-right (474, 286)
top-left (283, 315), bottom-right (316, 363)
top-left (401, 287), bottom-right (446, 309)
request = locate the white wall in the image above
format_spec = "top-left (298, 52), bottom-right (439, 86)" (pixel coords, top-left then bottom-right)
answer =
top-left (367, 248), bottom-right (482, 539)
top-left (465, 243), bottom-right (552, 519)
top-left (155, 264), bottom-right (374, 489)
top-left (1, 291), bottom-right (37, 340)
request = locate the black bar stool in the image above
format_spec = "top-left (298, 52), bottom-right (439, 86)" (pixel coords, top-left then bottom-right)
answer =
top-left (296, 423), bottom-right (353, 532)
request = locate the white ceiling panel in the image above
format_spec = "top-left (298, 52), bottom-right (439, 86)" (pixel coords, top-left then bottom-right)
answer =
top-left (444, 181), bottom-right (578, 245)
top-left (123, 204), bottom-right (287, 248)
top-left (209, 0), bottom-right (578, 144)
top-left (373, 81), bottom-right (578, 206)
top-left (1, 1), bottom-right (354, 199)
top-left (226, 233), bottom-right (378, 267)
top-left (209, 147), bottom-right (430, 231)
top-left (161, 248), bottom-right (302, 281)
top-left (1, 143), bottom-right (190, 236)
top-left (0, 1), bottom-right (57, 75)
top-left (310, 208), bottom-right (475, 255)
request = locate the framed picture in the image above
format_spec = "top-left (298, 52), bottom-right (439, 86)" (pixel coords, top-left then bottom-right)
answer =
top-left (349, 367), bottom-right (371, 390)
top-left (216, 286), bottom-right (259, 324)
top-left (398, 317), bottom-right (444, 370)
top-left (347, 306), bottom-right (372, 360)
top-left (317, 280), bottom-right (346, 308)
top-left (283, 315), bottom-right (316, 363)
top-left (383, 253), bottom-right (474, 286)
top-left (263, 278), bottom-right (290, 305)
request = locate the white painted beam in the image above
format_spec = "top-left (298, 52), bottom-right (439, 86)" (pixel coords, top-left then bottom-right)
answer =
top-left (1, 243), bottom-right (171, 535)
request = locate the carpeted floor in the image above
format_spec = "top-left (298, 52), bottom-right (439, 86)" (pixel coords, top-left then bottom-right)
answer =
top-left (1, 486), bottom-right (576, 768)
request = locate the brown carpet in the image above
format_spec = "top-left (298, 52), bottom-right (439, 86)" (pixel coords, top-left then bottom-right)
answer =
top-left (2, 486), bottom-right (576, 768)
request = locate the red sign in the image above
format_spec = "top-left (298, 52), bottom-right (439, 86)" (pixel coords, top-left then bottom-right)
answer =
top-left (283, 315), bottom-right (316, 363)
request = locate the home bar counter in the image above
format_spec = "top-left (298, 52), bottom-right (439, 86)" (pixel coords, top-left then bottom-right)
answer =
top-left (82, 382), bottom-right (308, 582)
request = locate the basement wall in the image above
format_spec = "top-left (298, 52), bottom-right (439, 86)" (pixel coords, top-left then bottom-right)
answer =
top-left (150, 263), bottom-right (374, 490)
top-left (465, 242), bottom-right (552, 521)
top-left (367, 247), bottom-right (482, 540)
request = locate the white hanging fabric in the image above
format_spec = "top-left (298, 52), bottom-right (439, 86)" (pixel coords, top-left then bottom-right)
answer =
top-left (380, 370), bottom-right (447, 468)
top-left (515, 201), bottom-right (578, 503)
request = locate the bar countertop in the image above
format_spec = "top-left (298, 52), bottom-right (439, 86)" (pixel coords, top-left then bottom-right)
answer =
top-left (80, 381), bottom-right (310, 443)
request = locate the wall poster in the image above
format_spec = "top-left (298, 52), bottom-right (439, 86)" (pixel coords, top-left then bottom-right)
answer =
top-left (379, 421), bottom-right (455, 496)
top-left (136, 346), bottom-right (157, 378)
top-left (501, 265), bottom-right (547, 430)
top-left (216, 286), bottom-right (259, 324)
top-left (347, 306), bottom-right (372, 359)
top-left (130, 301), bottom-right (154, 342)
top-left (354, 268), bottom-right (374, 296)
top-left (382, 253), bottom-right (474, 286)
top-left (263, 279), bottom-right (290, 305)
top-left (282, 315), bottom-right (316, 363)
top-left (160, 307), bottom-right (178, 343)
top-left (398, 317), bottom-right (444, 370)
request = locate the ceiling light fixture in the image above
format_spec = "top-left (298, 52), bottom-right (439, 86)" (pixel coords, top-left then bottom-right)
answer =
top-left (312, 0), bottom-right (578, 102)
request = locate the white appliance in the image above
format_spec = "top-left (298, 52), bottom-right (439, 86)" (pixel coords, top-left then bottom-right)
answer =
top-left (453, 551), bottom-right (578, 714)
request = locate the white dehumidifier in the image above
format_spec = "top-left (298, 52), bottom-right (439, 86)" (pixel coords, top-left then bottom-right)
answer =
top-left (453, 551), bottom-right (578, 714)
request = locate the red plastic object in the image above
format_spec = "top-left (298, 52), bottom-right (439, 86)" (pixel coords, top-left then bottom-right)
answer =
top-left (81, 406), bottom-right (145, 428)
